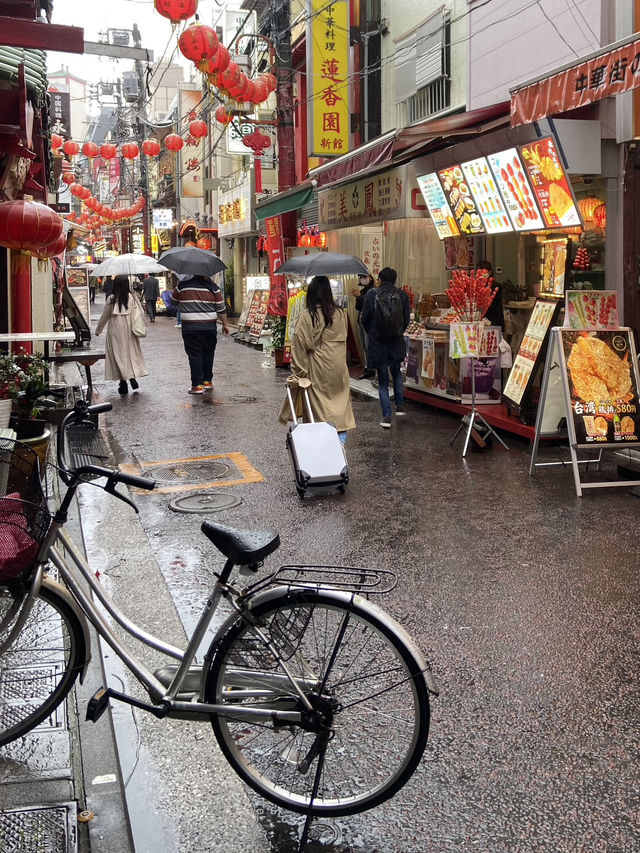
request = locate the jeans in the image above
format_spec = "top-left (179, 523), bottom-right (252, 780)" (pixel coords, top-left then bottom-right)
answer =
top-left (376, 359), bottom-right (404, 418)
top-left (182, 328), bottom-right (217, 387)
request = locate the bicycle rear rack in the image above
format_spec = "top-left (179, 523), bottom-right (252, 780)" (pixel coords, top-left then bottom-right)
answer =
top-left (251, 565), bottom-right (397, 597)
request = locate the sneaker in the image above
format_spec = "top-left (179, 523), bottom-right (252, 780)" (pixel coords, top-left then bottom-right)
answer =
top-left (175, 323), bottom-right (182, 327)
top-left (380, 417), bottom-right (392, 429)
top-left (396, 408), bottom-right (406, 417)
top-left (130, 378), bottom-right (139, 390)
top-left (202, 381), bottom-right (213, 390)
top-left (117, 380), bottom-right (128, 395)
top-left (188, 385), bottom-right (204, 395)
top-left (357, 369), bottom-right (375, 380)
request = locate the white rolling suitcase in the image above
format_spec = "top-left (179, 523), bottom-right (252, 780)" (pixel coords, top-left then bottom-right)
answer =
top-left (285, 382), bottom-right (348, 499)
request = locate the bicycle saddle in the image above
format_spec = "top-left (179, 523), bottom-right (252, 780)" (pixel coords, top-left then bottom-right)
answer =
top-left (201, 521), bottom-right (280, 564)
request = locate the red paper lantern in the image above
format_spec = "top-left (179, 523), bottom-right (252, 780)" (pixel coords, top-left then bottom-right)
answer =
top-left (197, 236), bottom-right (212, 250)
top-left (184, 240), bottom-right (196, 247)
top-left (35, 230), bottom-right (68, 259)
top-left (0, 199), bottom-right (64, 252)
top-left (240, 80), bottom-right (256, 103)
top-left (251, 80), bottom-right (269, 104)
top-left (198, 45), bottom-right (230, 75)
top-left (100, 143), bottom-right (117, 160)
top-left (62, 172), bottom-right (76, 185)
top-left (51, 133), bottom-right (63, 151)
top-left (82, 141), bottom-right (99, 159)
top-left (165, 133), bottom-right (184, 152)
top-left (189, 119), bottom-right (208, 138)
top-left (300, 234), bottom-right (312, 248)
top-left (154, 0), bottom-right (197, 23)
top-left (62, 140), bottom-right (80, 157)
top-left (217, 61), bottom-right (241, 91)
top-left (261, 72), bottom-right (277, 93)
top-left (215, 106), bottom-right (233, 125)
top-left (70, 183), bottom-right (90, 199)
top-left (121, 142), bottom-right (140, 159)
top-left (228, 74), bottom-right (249, 100)
top-left (593, 203), bottom-right (607, 229)
top-left (142, 139), bottom-right (161, 156)
top-left (178, 23), bottom-right (218, 63)
top-left (314, 232), bottom-right (328, 248)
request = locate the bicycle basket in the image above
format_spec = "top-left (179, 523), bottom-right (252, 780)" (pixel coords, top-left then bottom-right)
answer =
top-left (0, 438), bottom-right (46, 506)
top-left (0, 496), bottom-right (51, 583)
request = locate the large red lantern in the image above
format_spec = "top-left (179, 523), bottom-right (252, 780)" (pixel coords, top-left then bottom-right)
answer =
top-left (154, 0), bottom-right (197, 23)
top-left (198, 45), bottom-right (230, 75)
top-left (61, 172), bottom-right (76, 185)
top-left (142, 139), bottom-right (161, 156)
top-left (240, 80), bottom-right (256, 104)
top-left (261, 72), bottom-right (277, 93)
top-left (0, 199), bottom-right (64, 252)
top-left (35, 231), bottom-right (68, 259)
top-left (215, 106), bottom-right (233, 125)
top-left (62, 140), bottom-right (80, 158)
top-left (165, 134), bottom-right (184, 152)
top-left (70, 183), bottom-right (90, 200)
top-left (251, 80), bottom-right (269, 104)
top-left (178, 23), bottom-right (218, 63)
top-left (196, 236), bottom-right (212, 250)
top-left (51, 133), bottom-right (63, 151)
top-left (121, 142), bottom-right (140, 159)
top-left (82, 141), bottom-right (99, 159)
top-left (100, 143), bottom-right (117, 160)
top-left (593, 203), bottom-right (607, 229)
top-left (228, 74), bottom-right (249, 100)
top-left (189, 119), bottom-right (208, 138)
top-left (217, 61), bottom-right (241, 92)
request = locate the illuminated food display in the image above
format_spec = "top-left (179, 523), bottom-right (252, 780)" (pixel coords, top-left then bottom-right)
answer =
top-left (519, 137), bottom-right (582, 228)
top-left (487, 148), bottom-right (545, 231)
top-left (438, 165), bottom-right (486, 235)
top-left (417, 173), bottom-right (460, 239)
top-left (460, 156), bottom-right (512, 234)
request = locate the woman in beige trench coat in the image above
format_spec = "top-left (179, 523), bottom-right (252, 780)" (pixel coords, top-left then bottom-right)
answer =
top-left (95, 275), bottom-right (149, 395)
top-left (279, 275), bottom-right (355, 441)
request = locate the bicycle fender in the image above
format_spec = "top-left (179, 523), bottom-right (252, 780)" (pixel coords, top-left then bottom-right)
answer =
top-left (41, 575), bottom-right (92, 683)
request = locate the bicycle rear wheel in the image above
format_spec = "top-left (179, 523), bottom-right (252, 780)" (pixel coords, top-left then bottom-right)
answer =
top-left (205, 588), bottom-right (430, 816)
top-left (0, 583), bottom-right (86, 746)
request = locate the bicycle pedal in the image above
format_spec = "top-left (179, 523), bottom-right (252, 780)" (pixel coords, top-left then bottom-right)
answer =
top-left (86, 686), bottom-right (111, 723)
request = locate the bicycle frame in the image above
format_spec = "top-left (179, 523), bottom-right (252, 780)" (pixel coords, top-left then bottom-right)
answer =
top-left (22, 514), bottom-right (313, 726)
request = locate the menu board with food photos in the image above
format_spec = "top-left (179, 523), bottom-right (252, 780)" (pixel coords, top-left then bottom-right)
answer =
top-left (460, 156), bottom-right (513, 234)
top-left (566, 290), bottom-right (619, 330)
top-left (438, 165), bottom-right (485, 235)
top-left (417, 173), bottom-right (459, 239)
top-left (503, 299), bottom-right (562, 416)
top-left (519, 137), bottom-right (582, 229)
top-left (540, 238), bottom-right (570, 297)
top-left (560, 329), bottom-right (640, 446)
top-left (487, 148), bottom-right (545, 231)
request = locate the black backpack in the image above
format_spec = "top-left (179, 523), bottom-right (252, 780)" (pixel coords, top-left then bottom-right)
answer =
top-left (374, 288), bottom-right (404, 340)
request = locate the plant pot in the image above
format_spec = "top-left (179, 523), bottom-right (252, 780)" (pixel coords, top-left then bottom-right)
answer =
top-left (0, 398), bottom-right (12, 430)
top-left (19, 427), bottom-right (51, 475)
top-left (13, 417), bottom-right (48, 441)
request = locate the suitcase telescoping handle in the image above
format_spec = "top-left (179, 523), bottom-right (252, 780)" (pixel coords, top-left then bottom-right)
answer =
top-left (286, 379), bottom-right (315, 425)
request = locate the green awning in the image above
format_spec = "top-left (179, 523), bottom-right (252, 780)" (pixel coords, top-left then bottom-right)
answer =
top-left (255, 185), bottom-right (314, 220)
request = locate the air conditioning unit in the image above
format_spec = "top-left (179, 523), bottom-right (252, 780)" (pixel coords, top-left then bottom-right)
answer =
top-left (122, 71), bottom-right (139, 103)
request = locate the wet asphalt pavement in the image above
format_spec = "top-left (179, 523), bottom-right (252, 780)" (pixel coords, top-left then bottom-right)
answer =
top-left (85, 299), bottom-right (640, 853)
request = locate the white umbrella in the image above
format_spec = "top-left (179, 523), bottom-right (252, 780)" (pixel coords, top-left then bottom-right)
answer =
top-left (74, 262), bottom-right (98, 270)
top-left (92, 253), bottom-right (166, 277)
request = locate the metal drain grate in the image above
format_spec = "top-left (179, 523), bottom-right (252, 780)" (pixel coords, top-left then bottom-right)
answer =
top-left (146, 460), bottom-right (230, 484)
top-left (169, 493), bottom-right (243, 513)
top-left (0, 803), bottom-right (77, 853)
top-left (0, 665), bottom-right (67, 732)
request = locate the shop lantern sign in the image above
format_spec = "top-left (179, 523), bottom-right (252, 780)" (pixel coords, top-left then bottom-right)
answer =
top-left (218, 182), bottom-right (253, 237)
top-left (307, 0), bottom-right (350, 158)
top-left (49, 90), bottom-right (71, 140)
top-left (178, 89), bottom-right (205, 199)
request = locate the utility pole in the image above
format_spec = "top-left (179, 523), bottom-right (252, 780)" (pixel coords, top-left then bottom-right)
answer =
top-left (132, 23), bottom-right (152, 256)
top-left (273, 0), bottom-right (296, 248)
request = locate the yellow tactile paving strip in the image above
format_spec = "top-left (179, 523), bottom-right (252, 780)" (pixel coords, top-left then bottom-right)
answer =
top-left (120, 452), bottom-right (264, 494)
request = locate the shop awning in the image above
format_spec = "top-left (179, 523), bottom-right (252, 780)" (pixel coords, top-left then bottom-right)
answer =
top-left (255, 183), bottom-right (315, 220)
top-left (392, 101), bottom-right (511, 157)
top-left (308, 131), bottom-right (396, 189)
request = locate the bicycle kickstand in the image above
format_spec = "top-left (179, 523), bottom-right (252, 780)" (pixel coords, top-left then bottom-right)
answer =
top-left (298, 730), bottom-right (332, 853)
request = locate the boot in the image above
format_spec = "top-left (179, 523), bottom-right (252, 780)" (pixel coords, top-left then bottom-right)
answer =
top-left (118, 380), bottom-right (128, 394)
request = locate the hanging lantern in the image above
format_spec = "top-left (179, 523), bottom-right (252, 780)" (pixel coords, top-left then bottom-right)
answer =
top-left (593, 203), bottom-right (607, 229)
top-left (215, 106), bottom-right (233, 125)
top-left (61, 172), bottom-right (76, 185)
top-left (577, 196), bottom-right (601, 226)
top-left (35, 230), bottom-right (68, 259)
top-left (198, 45), bottom-right (230, 75)
top-left (100, 143), bottom-right (117, 160)
top-left (240, 80), bottom-right (256, 104)
top-left (142, 139), bottom-right (161, 156)
top-left (217, 61), bottom-right (241, 92)
top-left (196, 236), bottom-right (212, 250)
top-left (189, 119), bottom-right (208, 139)
top-left (51, 133), bottom-right (64, 151)
top-left (178, 22), bottom-right (218, 63)
top-left (261, 72), bottom-right (278, 93)
top-left (154, 0), bottom-right (198, 24)
top-left (314, 231), bottom-right (328, 248)
top-left (82, 141), bottom-right (99, 159)
top-left (300, 234), bottom-right (313, 248)
top-left (70, 183), bottom-right (90, 200)
top-left (228, 74), bottom-right (249, 100)
top-left (121, 142), bottom-right (140, 159)
top-left (184, 240), bottom-right (197, 247)
top-left (165, 133), bottom-right (184, 152)
top-left (62, 140), bottom-right (80, 158)
top-left (251, 80), bottom-right (269, 105)
top-left (0, 199), bottom-right (64, 253)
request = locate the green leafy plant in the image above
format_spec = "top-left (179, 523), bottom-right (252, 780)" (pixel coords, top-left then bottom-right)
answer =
top-left (270, 315), bottom-right (286, 350)
top-left (0, 352), bottom-right (22, 401)
top-left (6, 350), bottom-right (51, 420)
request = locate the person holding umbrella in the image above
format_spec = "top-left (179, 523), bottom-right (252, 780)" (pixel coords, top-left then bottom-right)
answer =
top-left (94, 275), bottom-right (148, 395)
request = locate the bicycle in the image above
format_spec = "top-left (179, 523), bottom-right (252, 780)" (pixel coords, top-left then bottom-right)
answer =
top-left (0, 401), bottom-right (439, 824)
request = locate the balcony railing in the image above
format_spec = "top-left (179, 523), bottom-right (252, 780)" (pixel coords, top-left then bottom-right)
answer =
top-left (396, 75), bottom-right (451, 127)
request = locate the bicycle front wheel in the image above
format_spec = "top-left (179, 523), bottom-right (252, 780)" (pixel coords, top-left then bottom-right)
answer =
top-left (205, 588), bottom-right (430, 816)
top-left (0, 583), bottom-right (86, 746)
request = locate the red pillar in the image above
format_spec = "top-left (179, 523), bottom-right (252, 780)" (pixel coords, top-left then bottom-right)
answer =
top-left (11, 251), bottom-right (32, 353)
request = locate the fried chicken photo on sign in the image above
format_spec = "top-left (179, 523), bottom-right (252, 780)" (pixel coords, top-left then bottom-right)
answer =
top-left (567, 335), bottom-right (632, 402)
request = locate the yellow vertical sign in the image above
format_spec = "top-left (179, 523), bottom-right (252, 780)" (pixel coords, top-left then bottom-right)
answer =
top-left (308, 0), bottom-right (350, 158)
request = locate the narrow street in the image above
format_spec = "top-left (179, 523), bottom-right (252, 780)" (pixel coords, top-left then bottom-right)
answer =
top-left (80, 299), bottom-right (640, 853)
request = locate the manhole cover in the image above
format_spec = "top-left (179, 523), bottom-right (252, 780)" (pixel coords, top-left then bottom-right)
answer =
top-left (229, 395), bottom-right (259, 404)
top-left (147, 460), bottom-right (230, 484)
top-left (169, 493), bottom-right (242, 513)
top-left (0, 803), bottom-right (77, 853)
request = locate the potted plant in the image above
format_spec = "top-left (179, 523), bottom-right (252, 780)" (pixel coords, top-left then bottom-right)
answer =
top-left (270, 315), bottom-right (287, 368)
top-left (8, 350), bottom-right (59, 441)
top-left (0, 352), bottom-right (20, 429)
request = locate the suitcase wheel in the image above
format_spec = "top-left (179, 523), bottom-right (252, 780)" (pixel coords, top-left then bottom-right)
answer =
top-left (296, 485), bottom-right (306, 499)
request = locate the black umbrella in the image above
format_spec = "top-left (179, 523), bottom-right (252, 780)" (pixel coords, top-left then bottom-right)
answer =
top-left (158, 246), bottom-right (227, 277)
top-left (275, 252), bottom-right (370, 277)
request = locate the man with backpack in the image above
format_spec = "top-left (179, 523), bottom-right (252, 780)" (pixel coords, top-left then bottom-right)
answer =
top-left (361, 267), bottom-right (411, 428)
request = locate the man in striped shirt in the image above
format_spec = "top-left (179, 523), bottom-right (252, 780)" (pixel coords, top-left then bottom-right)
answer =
top-left (172, 274), bottom-right (230, 394)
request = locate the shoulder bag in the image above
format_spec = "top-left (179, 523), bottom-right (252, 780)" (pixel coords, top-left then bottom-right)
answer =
top-left (131, 296), bottom-right (147, 338)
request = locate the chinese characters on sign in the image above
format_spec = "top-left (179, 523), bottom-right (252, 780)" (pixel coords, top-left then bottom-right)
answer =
top-left (179, 90), bottom-right (204, 199)
top-left (511, 36), bottom-right (640, 126)
top-left (361, 231), bottom-right (383, 276)
top-left (49, 91), bottom-right (71, 138)
top-left (308, 0), bottom-right (350, 158)
top-left (319, 166), bottom-right (422, 229)
top-left (264, 215), bottom-right (288, 317)
top-left (218, 183), bottom-right (253, 237)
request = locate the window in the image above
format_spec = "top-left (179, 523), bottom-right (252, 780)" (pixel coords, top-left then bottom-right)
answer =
top-left (395, 12), bottom-right (450, 124)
